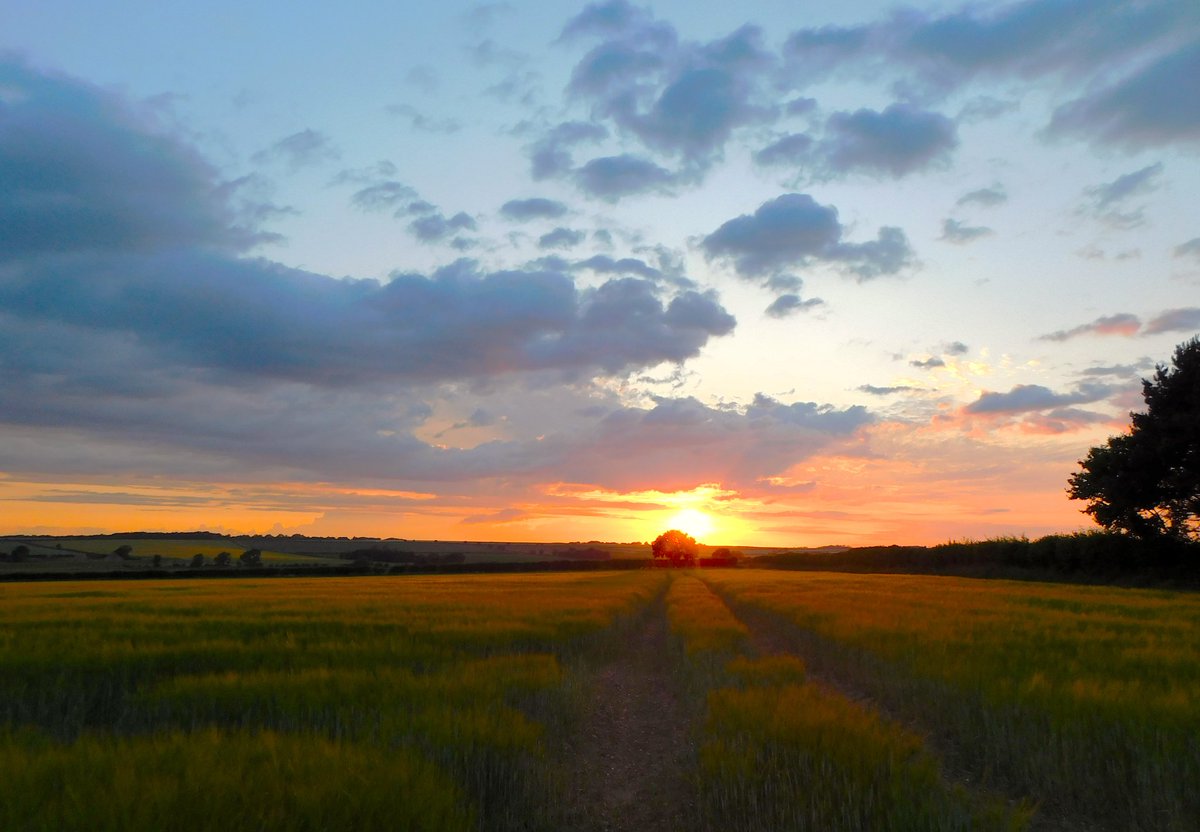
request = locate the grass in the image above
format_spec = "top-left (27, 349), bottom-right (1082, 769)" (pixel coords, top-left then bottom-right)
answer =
top-left (665, 574), bottom-right (1026, 831)
top-left (1, 568), bottom-right (1195, 830)
top-left (705, 569), bottom-right (1200, 831)
top-left (0, 571), bottom-right (662, 832)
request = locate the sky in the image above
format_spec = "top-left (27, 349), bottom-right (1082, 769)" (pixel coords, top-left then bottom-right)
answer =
top-left (1, 0), bottom-right (1198, 546)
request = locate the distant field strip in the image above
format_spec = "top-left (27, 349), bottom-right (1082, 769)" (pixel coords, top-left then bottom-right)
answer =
top-left (49, 538), bottom-right (328, 563)
top-left (0, 572), bottom-right (662, 832)
top-left (705, 570), bottom-right (1200, 832)
top-left (666, 575), bottom-right (1025, 831)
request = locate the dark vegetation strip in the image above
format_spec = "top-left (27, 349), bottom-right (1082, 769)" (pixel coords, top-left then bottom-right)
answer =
top-left (757, 532), bottom-right (1200, 588)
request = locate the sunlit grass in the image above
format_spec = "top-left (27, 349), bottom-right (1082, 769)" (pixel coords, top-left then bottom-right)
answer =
top-left (664, 574), bottom-right (1025, 831)
top-left (0, 571), bottom-right (663, 831)
top-left (706, 570), bottom-right (1200, 831)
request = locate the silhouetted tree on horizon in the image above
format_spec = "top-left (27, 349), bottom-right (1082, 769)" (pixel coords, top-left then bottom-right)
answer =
top-left (652, 529), bottom-right (699, 567)
top-left (1069, 337), bottom-right (1200, 544)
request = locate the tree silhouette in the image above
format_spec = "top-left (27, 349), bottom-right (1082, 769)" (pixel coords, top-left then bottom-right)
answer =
top-left (239, 549), bottom-right (262, 567)
top-left (1069, 337), bottom-right (1200, 543)
top-left (652, 529), bottom-right (698, 567)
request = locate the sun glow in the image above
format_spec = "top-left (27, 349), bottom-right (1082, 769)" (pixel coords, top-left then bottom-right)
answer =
top-left (667, 508), bottom-right (714, 541)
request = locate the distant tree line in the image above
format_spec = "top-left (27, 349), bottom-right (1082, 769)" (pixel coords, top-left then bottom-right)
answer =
top-left (757, 531), bottom-right (1194, 580)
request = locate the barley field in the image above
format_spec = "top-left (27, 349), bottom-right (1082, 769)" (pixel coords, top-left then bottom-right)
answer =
top-left (2, 569), bottom-right (1197, 831)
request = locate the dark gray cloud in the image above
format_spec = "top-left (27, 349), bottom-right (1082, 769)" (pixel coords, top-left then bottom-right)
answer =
top-left (1175, 238), bottom-right (1200, 261)
top-left (500, 197), bottom-right (569, 221)
top-left (528, 120), bottom-right (608, 180)
top-left (251, 129), bottom-right (339, 171)
top-left (0, 59), bottom-right (737, 397)
top-left (547, 3), bottom-right (778, 188)
top-left (956, 184), bottom-right (1007, 207)
top-left (0, 58), bottom-right (266, 261)
top-left (408, 211), bottom-right (477, 244)
top-left (910, 357), bottom-right (945, 369)
top-left (1047, 42), bottom-right (1200, 149)
top-left (1143, 307), bottom-right (1200, 335)
top-left (1085, 163), bottom-right (1163, 209)
top-left (1038, 313), bottom-right (1142, 341)
top-left (765, 294), bottom-right (823, 318)
top-left (349, 181), bottom-right (419, 213)
top-left (943, 341), bottom-right (969, 355)
top-left (538, 227), bottom-right (586, 249)
top-left (782, 1), bottom-right (1198, 150)
top-left (940, 218), bottom-right (993, 244)
top-left (754, 105), bottom-right (958, 180)
top-left (753, 133), bottom-right (813, 167)
top-left (815, 104), bottom-right (958, 178)
top-left (703, 193), bottom-right (914, 281)
top-left (965, 382), bottom-right (1113, 415)
top-left (574, 154), bottom-right (676, 200)
top-left (1079, 362), bottom-right (1147, 378)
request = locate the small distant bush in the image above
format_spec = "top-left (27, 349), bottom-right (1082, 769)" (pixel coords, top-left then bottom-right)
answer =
top-left (189, 554), bottom-right (205, 568)
top-left (214, 552), bottom-right (232, 567)
top-left (113, 545), bottom-right (133, 559)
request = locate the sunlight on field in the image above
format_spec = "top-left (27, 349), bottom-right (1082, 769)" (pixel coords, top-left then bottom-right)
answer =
top-left (0, 572), bottom-right (663, 832)
top-left (705, 570), bottom-right (1200, 831)
top-left (1, 569), bottom-right (1196, 831)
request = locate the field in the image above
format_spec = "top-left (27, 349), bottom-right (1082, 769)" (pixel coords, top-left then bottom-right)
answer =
top-left (2, 569), bottom-right (1197, 831)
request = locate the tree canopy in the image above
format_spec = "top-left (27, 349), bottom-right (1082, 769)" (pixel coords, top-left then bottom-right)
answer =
top-left (651, 529), bottom-right (698, 567)
top-left (1068, 337), bottom-right (1200, 543)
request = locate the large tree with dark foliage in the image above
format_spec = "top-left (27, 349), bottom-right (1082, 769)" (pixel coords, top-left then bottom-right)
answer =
top-left (1068, 337), bottom-right (1200, 543)
top-left (651, 529), bottom-right (699, 566)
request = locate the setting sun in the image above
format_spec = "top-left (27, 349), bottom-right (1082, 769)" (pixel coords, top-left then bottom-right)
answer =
top-left (667, 508), bottom-right (714, 541)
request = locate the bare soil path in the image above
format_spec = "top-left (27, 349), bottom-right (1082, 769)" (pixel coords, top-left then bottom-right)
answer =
top-left (559, 599), bottom-right (697, 832)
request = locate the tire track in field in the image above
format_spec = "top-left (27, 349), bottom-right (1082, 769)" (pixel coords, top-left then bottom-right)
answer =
top-left (559, 597), bottom-right (697, 832)
top-left (702, 582), bottom-right (1075, 832)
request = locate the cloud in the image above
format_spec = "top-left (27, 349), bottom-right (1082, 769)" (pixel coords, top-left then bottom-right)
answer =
top-left (500, 197), bottom-right (569, 221)
top-left (1047, 42), bottom-right (1200, 149)
top-left (408, 211), bottom-right (477, 244)
top-left (574, 154), bottom-right (677, 200)
top-left (550, 4), bottom-right (777, 183)
top-left (0, 59), bottom-right (738, 395)
top-left (765, 294), bottom-right (823, 318)
top-left (386, 104), bottom-right (462, 134)
top-left (1143, 307), bottom-right (1200, 335)
top-left (538, 227), bottom-right (586, 249)
top-left (781, 1), bottom-right (1198, 150)
top-left (349, 181), bottom-right (419, 213)
top-left (702, 193), bottom-right (914, 281)
top-left (943, 341), bottom-right (969, 355)
top-left (753, 133), bottom-right (813, 167)
top-left (1085, 163), bottom-right (1164, 208)
top-left (527, 120), bottom-right (608, 180)
top-left (956, 184), bottom-right (1007, 207)
top-left (1173, 238), bottom-right (1200, 261)
top-left (814, 104), bottom-right (958, 178)
top-left (858, 384), bottom-right (919, 395)
top-left (910, 357), bottom-right (944, 369)
top-left (252, 129), bottom-right (339, 171)
top-left (0, 58), bottom-right (267, 261)
top-left (940, 218), bottom-right (993, 244)
top-left (1038, 313), bottom-right (1142, 341)
top-left (965, 382), bottom-right (1113, 415)
top-left (1079, 363), bottom-right (1146, 378)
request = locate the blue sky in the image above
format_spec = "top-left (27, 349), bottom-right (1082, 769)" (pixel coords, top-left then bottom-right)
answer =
top-left (1, 1), bottom-right (1197, 544)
